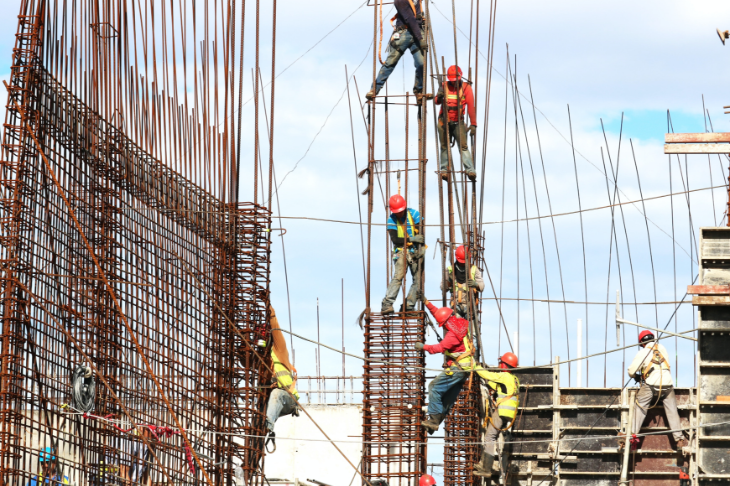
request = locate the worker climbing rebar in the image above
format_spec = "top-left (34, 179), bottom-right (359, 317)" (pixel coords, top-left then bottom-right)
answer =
top-left (621, 330), bottom-right (687, 451)
top-left (366, 0), bottom-right (429, 101)
top-left (435, 66), bottom-right (477, 181)
top-left (382, 195), bottom-right (424, 314)
top-left (473, 352), bottom-right (520, 479)
top-left (416, 294), bottom-right (475, 434)
top-left (440, 244), bottom-right (484, 318)
top-left (262, 307), bottom-right (300, 447)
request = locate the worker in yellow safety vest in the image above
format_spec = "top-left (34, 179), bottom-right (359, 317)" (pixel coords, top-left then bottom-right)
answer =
top-left (264, 307), bottom-right (300, 438)
top-left (624, 330), bottom-right (687, 450)
top-left (473, 352), bottom-right (521, 478)
top-left (441, 245), bottom-right (484, 318)
top-left (382, 194), bottom-right (425, 314)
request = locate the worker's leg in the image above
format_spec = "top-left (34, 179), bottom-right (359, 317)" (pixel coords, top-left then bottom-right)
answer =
top-left (382, 252), bottom-right (407, 311)
top-left (453, 121), bottom-right (475, 173)
top-left (632, 383), bottom-right (654, 435)
top-left (405, 252), bottom-right (422, 311)
top-left (438, 119), bottom-right (450, 172)
top-left (427, 369), bottom-right (469, 417)
top-left (372, 33), bottom-right (407, 93)
top-left (265, 388), bottom-right (296, 433)
top-left (484, 409), bottom-right (504, 456)
top-left (660, 386), bottom-right (685, 441)
top-left (406, 34), bottom-right (424, 93)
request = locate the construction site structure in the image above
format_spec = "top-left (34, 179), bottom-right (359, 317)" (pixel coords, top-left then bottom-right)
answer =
top-left (0, 1), bottom-right (277, 485)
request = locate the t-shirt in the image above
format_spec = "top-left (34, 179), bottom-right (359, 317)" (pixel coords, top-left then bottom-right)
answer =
top-left (628, 343), bottom-right (673, 387)
top-left (386, 208), bottom-right (421, 238)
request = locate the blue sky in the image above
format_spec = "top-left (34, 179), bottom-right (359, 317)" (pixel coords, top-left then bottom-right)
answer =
top-left (2, 0), bottom-right (730, 479)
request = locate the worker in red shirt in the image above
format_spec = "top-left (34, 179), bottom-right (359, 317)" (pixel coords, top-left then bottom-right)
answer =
top-left (415, 294), bottom-right (476, 434)
top-left (435, 65), bottom-right (477, 182)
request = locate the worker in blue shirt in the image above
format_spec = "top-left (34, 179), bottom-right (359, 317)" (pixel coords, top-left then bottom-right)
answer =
top-left (28, 447), bottom-right (69, 486)
top-left (382, 195), bottom-right (424, 314)
top-left (366, 0), bottom-right (429, 101)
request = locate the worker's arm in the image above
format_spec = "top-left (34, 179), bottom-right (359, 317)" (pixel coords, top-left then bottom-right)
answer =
top-left (627, 348), bottom-right (649, 378)
top-left (465, 84), bottom-right (477, 127)
top-left (423, 329), bottom-right (460, 355)
top-left (388, 228), bottom-right (405, 247)
top-left (472, 267), bottom-right (485, 292)
top-left (394, 0), bottom-right (423, 42)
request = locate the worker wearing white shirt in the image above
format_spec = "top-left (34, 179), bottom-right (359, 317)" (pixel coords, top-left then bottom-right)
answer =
top-left (627, 330), bottom-right (686, 450)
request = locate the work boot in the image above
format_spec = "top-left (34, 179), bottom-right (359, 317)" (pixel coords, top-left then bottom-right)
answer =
top-left (472, 452), bottom-right (495, 477)
top-left (381, 304), bottom-right (394, 315)
top-left (466, 170), bottom-right (477, 181)
top-left (421, 414), bottom-right (444, 435)
top-left (366, 89), bottom-right (378, 101)
top-left (439, 171), bottom-right (449, 182)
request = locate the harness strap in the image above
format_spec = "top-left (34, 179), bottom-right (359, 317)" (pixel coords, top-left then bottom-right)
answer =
top-left (390, 0), bottom-right (419, 28)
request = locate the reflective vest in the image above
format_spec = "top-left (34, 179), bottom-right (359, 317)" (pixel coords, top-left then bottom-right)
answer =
top-left (29, 475), bottom-right (70, 486)
top-left (451, 333), bottom-right (476, 371)
top-left (444, 83), bottom-right (466, 122)
top-left (272, 350), bottom-right (299, 399)
top-left (447, 265), bottom-right (479, 306)
top-left (495, 373), bottom-right (520, 420)
top-left (395, 210), bottom-right (417, 241)
top-left (641, 343), bottom-right (670, 382)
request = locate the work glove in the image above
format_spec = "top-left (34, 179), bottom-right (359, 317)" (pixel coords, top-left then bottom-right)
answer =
top-left (419, 38), bottom-right (428, 53)
top-left (410, 234), bottom-right (425, 244)
top-left (468, 125), bottom-right (477, 137)
top-left (467, 279), bottom-right (479, 289)
top-left (415, 342), bottom-right (425, 351)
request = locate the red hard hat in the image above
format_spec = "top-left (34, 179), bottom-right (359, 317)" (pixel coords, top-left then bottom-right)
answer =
top-left (638, 330), bottom-right (655, 344)
top-left (447, 65), bottom-right (463, 82)
top-left (419, 475), bottom-right (436, 486)
top-left (499, 352), bottom-right (518, 369)
top-left (433, 306), bottom-right (453, 326)
top-left (389, 194), bottom-right (407, 214)
top-left (455, 245), bottom-right (467, 264)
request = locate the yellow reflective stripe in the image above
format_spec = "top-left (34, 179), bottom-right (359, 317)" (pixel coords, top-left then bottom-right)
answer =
top-left (396, 211), bottom-right (416, 239)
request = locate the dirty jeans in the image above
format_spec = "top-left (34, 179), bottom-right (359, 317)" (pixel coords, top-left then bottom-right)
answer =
top-left (484, 409), bottom-right (507, 456)
top-left (633, 384), bottom-right (683, 441)
top-left (371, 28), bottom-right (424, 94)
top-left (438, 119), bottom-right (474, 173)
top-left (265, 388), bottom-right (297, 433)
top-left (427, 368), bottom-right (469, 417)
top-left (382, 250), bottom-right (422, 311)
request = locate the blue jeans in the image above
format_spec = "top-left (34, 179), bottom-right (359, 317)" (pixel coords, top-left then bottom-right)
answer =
top-left (427, 367), bottom-right (469, 416)
top-left (438, 120), bottom-right (474, 172)
top-left (371, 29), bottom-right (424, 94)
top-left (265, 388), bottom-right (297, 433)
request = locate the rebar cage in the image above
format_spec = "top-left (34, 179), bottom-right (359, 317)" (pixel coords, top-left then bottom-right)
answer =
top-left (0, 1), bottom-right (273, 485)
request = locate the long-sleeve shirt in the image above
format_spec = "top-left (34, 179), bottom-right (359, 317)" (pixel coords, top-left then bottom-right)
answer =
top-left (423, 302), bottom-right (468, 363)
top-left (394, 0), bottom-right (423, 42)
top-left (627, 343), bottom-right (673, 387)
top-left (435, 82), bottom-right (477, 125)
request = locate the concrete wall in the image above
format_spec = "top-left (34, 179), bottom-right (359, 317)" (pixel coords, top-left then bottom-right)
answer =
top-left (264, 404), bottom-right (363, 486)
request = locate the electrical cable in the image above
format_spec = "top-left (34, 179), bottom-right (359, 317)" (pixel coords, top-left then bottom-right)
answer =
top-left (71, 364), bottom-right (96, 413)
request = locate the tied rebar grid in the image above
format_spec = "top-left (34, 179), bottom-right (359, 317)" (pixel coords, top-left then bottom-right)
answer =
top-left (363, 312), bottom-right (427, 486)
top-left (0, 2), bottom-right (273, 485)
top-left (443, 230), bottom-right (485, 486)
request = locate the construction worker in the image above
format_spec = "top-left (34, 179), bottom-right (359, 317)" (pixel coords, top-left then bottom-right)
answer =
top-left (28, 447), bottom-right (69, 485)
top-left (365, 0), bottom-right (428, 101)
top-left (419, 475), bottom-right (436, 486)
top-left (473, 353), bottom-right (521, 478)
top-left (382, 195), bottom-right (424, 314)
top-left (416, 295), bottom-right (474, 434)
top-left (435, 66), bottom-right (477, 181)
top-left (625, 330), bottom-right (687, 450)
top-left (264, 306), bottom-right (300, 440)
top-left (441, 245), bottom-right (484, 318)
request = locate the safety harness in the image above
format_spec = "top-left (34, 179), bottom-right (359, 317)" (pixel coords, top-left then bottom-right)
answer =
top-left (447, 264), bottom-right (479, 308)
top-left (390, 0), bottom-right (419, 28)
top-left (636, 343), bottom-right (670, 411)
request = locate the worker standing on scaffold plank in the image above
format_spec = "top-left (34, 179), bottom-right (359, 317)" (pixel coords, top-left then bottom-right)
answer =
top-left (435, 66), bottom-right (477, 182)
top-left (365, 0), bottom-right (429, 101)
top-left (473, 353), bottom-right (520, 478)
top-left (621, 330), bottom-right (687, 451)
top-left (382, 195), bottom-right (424, 314)
top-left (415, 295), bottom-right (475, 434)
top-left (441, 244), bottom-right (484, 318)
